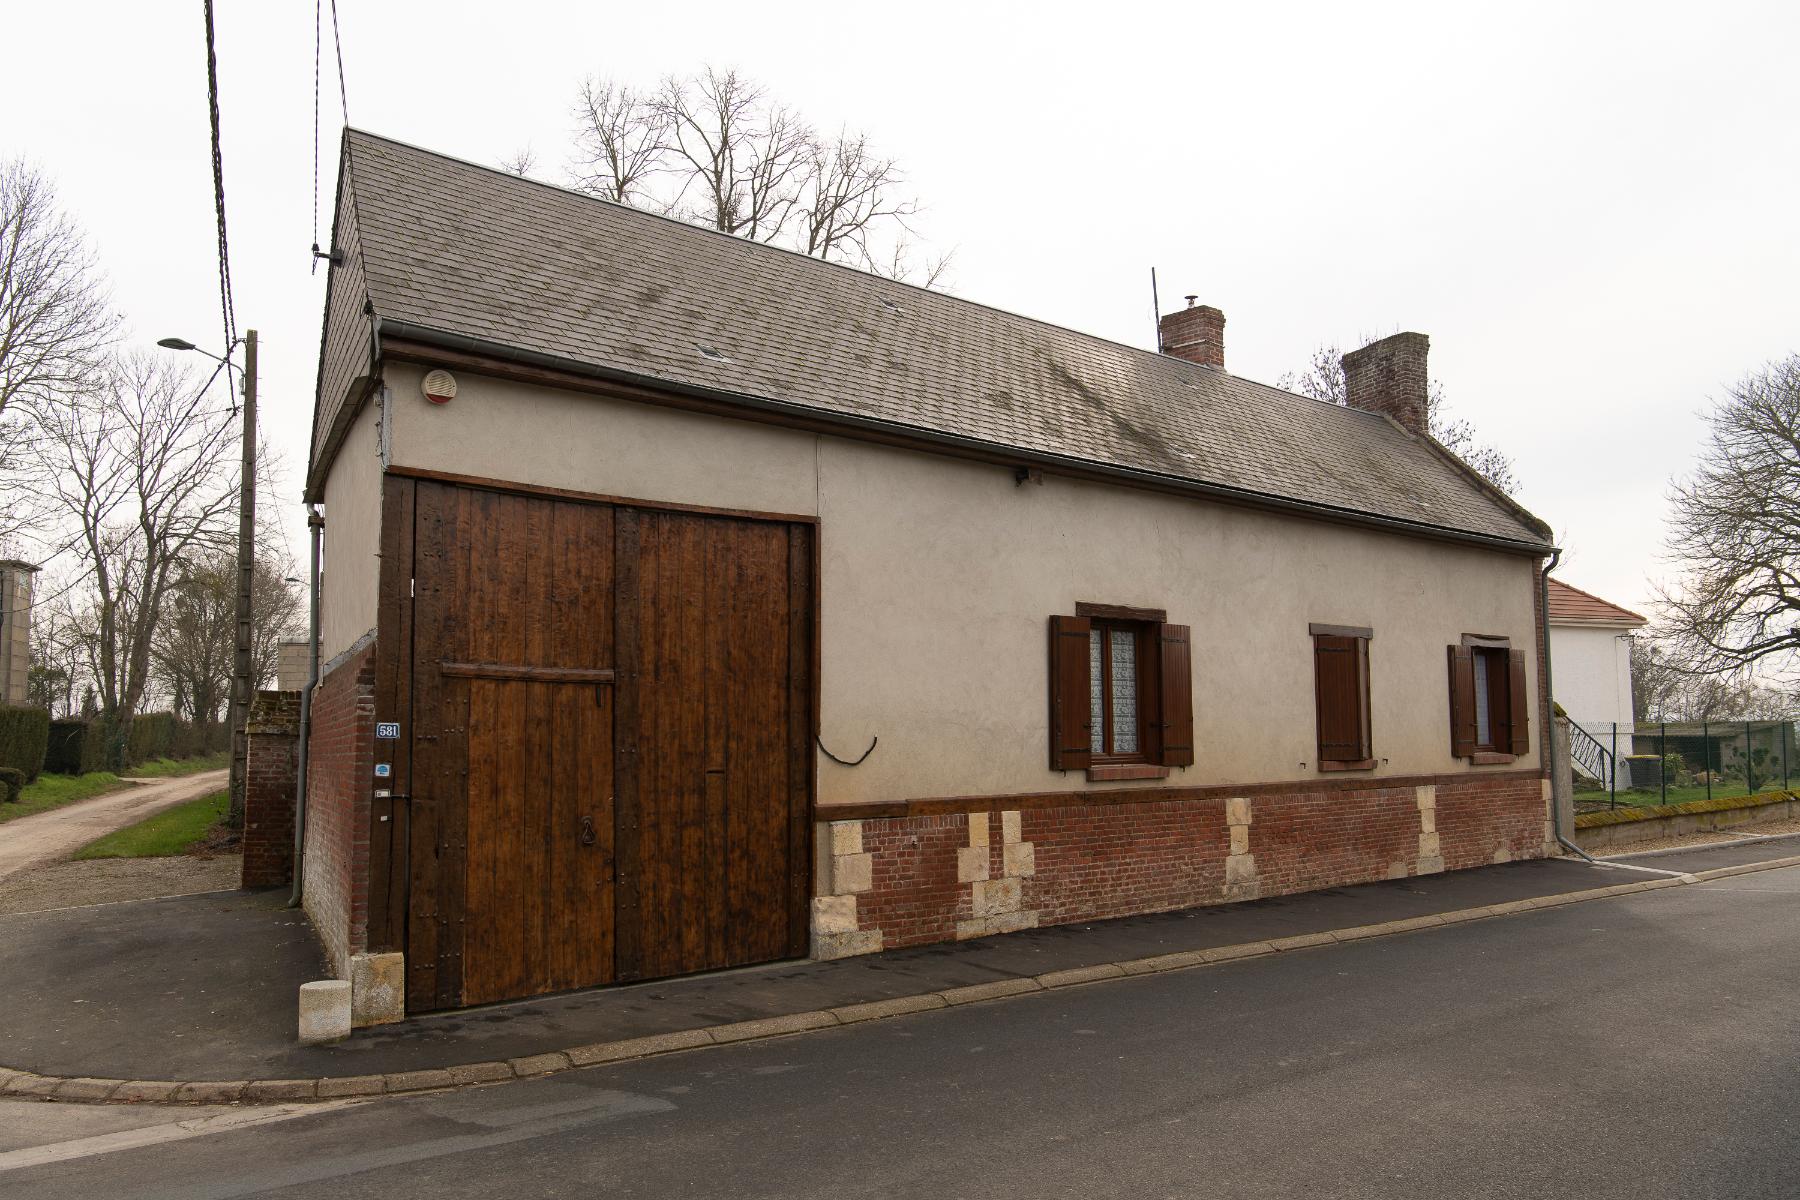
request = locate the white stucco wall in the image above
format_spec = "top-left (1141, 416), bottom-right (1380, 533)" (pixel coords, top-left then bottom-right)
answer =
top-left (1549, 623), bottom-right (1636, 728)
top-left (377, 363), bottom-right (1542, 806)
top-left (318, 397), bottom-right (383, 661)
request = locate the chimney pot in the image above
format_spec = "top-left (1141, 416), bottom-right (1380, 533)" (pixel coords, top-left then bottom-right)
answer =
top-left (1159, 301), bottom-right (1225, 369)
top-left (1341, 332), bottom-right (1430, 436)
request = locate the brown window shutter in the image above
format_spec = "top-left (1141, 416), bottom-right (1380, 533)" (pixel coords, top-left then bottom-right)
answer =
top-left (1048, 615), bottom-right (1093, 770)
top-left (1158, 623), bottom-right (1194, 767)
top-left (1314, 635), bottom-right (1368, 763)
top-left (1356, 638), bottom-right (1373, 760)
top-left (1447, 645), bottom-right (1476, 758)
top-left (1507, 647), bottom-right (1530, 756)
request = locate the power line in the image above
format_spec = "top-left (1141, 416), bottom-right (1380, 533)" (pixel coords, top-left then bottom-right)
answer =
top-left (312, 0), bottom-right (321, 269)
top-left (329, 0), bottom-right (349, 120)
top-left (202, 0), bottom-right (237, 351)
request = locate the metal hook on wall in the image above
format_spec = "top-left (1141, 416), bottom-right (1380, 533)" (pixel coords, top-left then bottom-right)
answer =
top-left (817, 734), bottom-right (878, 767)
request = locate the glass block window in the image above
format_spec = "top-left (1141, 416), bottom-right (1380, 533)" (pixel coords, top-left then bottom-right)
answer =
top-left (1086, 619), bottom-right (1146, 759)
top-left (1473, 648), bottom-right (1492, 747)
top-left (1110, 629), bottom-right (1138, 753)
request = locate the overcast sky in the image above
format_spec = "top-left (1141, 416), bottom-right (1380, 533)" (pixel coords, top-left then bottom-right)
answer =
top-left (7, 1), bottom-right (1798, 617)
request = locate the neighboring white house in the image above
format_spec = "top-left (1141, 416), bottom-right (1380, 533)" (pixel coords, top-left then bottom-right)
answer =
top-left (1548, 578), bottom-right (1645, 787)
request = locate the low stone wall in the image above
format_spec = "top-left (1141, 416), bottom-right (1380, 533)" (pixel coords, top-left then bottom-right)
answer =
top-left (812, 771), bottom-right (1551, 959)
top-left (1574, 790), bottom-right (1800, 853)
top-left (240, 690), bottom-right (301, 888)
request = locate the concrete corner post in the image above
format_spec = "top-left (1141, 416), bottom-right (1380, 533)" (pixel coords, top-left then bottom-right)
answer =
top-left (299, 980), bottom-right (353, 1044)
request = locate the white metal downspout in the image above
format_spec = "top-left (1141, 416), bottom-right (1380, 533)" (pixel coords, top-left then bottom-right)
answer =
top-left (289, 506), bottom-right (324, 907)
top-left (1540, 548), bottom-right (1595, 863)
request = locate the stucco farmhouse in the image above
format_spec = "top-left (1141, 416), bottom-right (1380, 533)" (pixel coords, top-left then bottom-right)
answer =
top-left (299, 129), bottom-right (1558, 1018)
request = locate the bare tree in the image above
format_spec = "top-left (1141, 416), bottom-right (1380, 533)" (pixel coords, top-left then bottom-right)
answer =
top-left (154, 552), bottom-right (302, 733)
top-left (570, 78), bottom-right (667, 204)
top-left (1632, 635), bottom-right (1798, 721)
top-left (33, 352), bottom-right (237, 760)
top-left (0, 159), bottom-right (115, 418)
top-left (656, 67), bottom-right (811, 242)
top-left (1656, 355), bottom-right (1800, 676)
top-left (564, 67), bottom-right (950, 287)
top-left (497, 146), bottom-right (539, 179)
top-left (1278, 341), bottom-right (1520, 495)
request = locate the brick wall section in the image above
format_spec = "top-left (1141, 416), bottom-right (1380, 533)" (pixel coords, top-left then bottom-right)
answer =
top-left (241, 690), bottom-right (301, 888)
top-left (1254, 786), bottom-right (1421, 896)
top-left (1435, 774), bottom-right (1547, 870)
top-left (853, 771), bottom-right (1546, 951)
top-left (1023, 800), bottom-right (1230, 927)
top-left (854, 814), bottom-right (972, 949)
top-left (302, 639), bottom-right (376, 976)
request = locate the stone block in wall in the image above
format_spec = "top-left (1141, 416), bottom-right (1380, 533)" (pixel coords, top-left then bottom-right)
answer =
top-left (957, 845), bottom-right (990, 883)
top-left (829, 852), bottom-right (873, 895)
top-left (815, 929), bottom-right (882, 960)
top-left (811, 894), bottom-right (858, 935)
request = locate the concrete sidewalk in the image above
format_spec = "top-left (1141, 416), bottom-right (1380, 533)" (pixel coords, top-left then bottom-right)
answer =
top-left (4, 836), bottom-right (1798, 1104)
top-left (0, 770), bottom-right (229, 882)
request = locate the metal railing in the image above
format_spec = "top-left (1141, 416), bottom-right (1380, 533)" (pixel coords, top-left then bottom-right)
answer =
top-left (1569, 719), bottom-right (1797, 811)
top-left (1567, 721), bottom-right (1615, 794)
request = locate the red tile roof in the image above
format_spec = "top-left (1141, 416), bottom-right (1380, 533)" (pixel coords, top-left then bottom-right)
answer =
top-left (1547, 578), bottom-right (1647, 627)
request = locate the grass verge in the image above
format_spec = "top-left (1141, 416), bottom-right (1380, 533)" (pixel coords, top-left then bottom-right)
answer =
top-left (126, 751), bottom-right (230, 778)
top-left (72, 788), bottom-right (230, 859)
top-left (1576, 782), bottom-right (1793, 809)
top-left (0, 772), bottom-right (130, 824)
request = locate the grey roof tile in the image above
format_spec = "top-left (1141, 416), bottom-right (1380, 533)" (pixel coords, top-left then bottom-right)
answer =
top-left (338, 130), bottom-right (1548, 548)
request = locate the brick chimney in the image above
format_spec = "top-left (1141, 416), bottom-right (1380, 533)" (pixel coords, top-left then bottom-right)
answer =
top-left (1341, 332), bottom-right (1430, 436)
top-left (1158, 297), bottom-right (1225, 369)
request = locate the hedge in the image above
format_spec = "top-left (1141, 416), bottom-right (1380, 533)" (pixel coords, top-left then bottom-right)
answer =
top-left (0, 705), bottom-right (50, 782)
top-left (45, 718), bottom-right (108, 776)
top-left (0, 766), bottom-right (22, 803)
top-left (127, 711), bottom-right (180, 766)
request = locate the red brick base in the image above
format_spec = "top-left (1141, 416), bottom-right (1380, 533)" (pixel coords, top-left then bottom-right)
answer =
top-left (827, 772), bottom-right (1549, 954)
top-left (240, 691), bottom-right (300, 888)
top-left (302, 638), bottom-right (376, 976)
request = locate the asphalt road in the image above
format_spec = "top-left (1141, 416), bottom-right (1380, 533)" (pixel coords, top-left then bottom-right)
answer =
top-left (8, 863), bottom-right (1799, 1199)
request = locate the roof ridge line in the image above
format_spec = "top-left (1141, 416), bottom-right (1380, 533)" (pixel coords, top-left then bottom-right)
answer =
top-left (342, 127), bottom-right (1355, 416)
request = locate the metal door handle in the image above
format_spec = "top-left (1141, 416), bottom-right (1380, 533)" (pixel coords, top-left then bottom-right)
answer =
top-left (579, 815), bottom-right (596, 846)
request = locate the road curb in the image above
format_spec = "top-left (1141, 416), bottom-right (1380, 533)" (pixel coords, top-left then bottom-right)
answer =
top-left (10, 851), bottom-right (1797, 1107)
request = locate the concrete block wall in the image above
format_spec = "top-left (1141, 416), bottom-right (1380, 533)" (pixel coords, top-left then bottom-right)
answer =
top-left (302, 638), bottom-right (376, 976)
top-left (824, 772), bottom-right (1549, 957)
top-left (241, 690), bottom-right (301, 889)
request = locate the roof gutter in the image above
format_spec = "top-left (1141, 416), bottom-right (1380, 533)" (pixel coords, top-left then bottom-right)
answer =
top-left (373, 320), bottom-right (1558, 559)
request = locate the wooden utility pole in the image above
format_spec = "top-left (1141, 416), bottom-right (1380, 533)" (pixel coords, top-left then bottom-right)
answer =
top-left (226, 328), bottom-right (257, 826)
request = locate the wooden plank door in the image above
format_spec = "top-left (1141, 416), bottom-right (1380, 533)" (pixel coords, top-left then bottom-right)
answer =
top-left (614, 510), bottom-right (813, 981)
top-left (459, 674), bottom-right (613, 1005)
top-left (407, 482), bottom-right (617, 1010)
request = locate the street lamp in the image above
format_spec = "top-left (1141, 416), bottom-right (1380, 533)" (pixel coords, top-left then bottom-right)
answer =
top-left (159, 329), bottom-right (258, 829)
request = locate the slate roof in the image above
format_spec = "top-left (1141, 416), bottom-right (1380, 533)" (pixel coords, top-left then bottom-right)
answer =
top-left (329, 130), bottom-right (1550, 549)
top-left (1547, 579), bottom-right (1646, 627)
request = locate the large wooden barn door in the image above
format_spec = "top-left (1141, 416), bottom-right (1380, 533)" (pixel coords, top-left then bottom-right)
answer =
top-left (407, 481), bottom-right (617, 1010)
top-left (403, 478), bottom-right (812, 1011)
top-left (614, 510), bottom-right (813, 981)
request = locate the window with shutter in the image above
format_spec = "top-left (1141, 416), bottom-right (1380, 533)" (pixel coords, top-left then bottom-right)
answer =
top-left (1048, 615), bottom-right (1092, 770)
top-left (1052, 605), bottom-right (1191, 775)
top-left (1158, 623), bottom-right (1194, 768)
top-left (1450, 636), bottom-right (1524, 761)
top-left (1311, 624), bottom-right (1373, 770)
